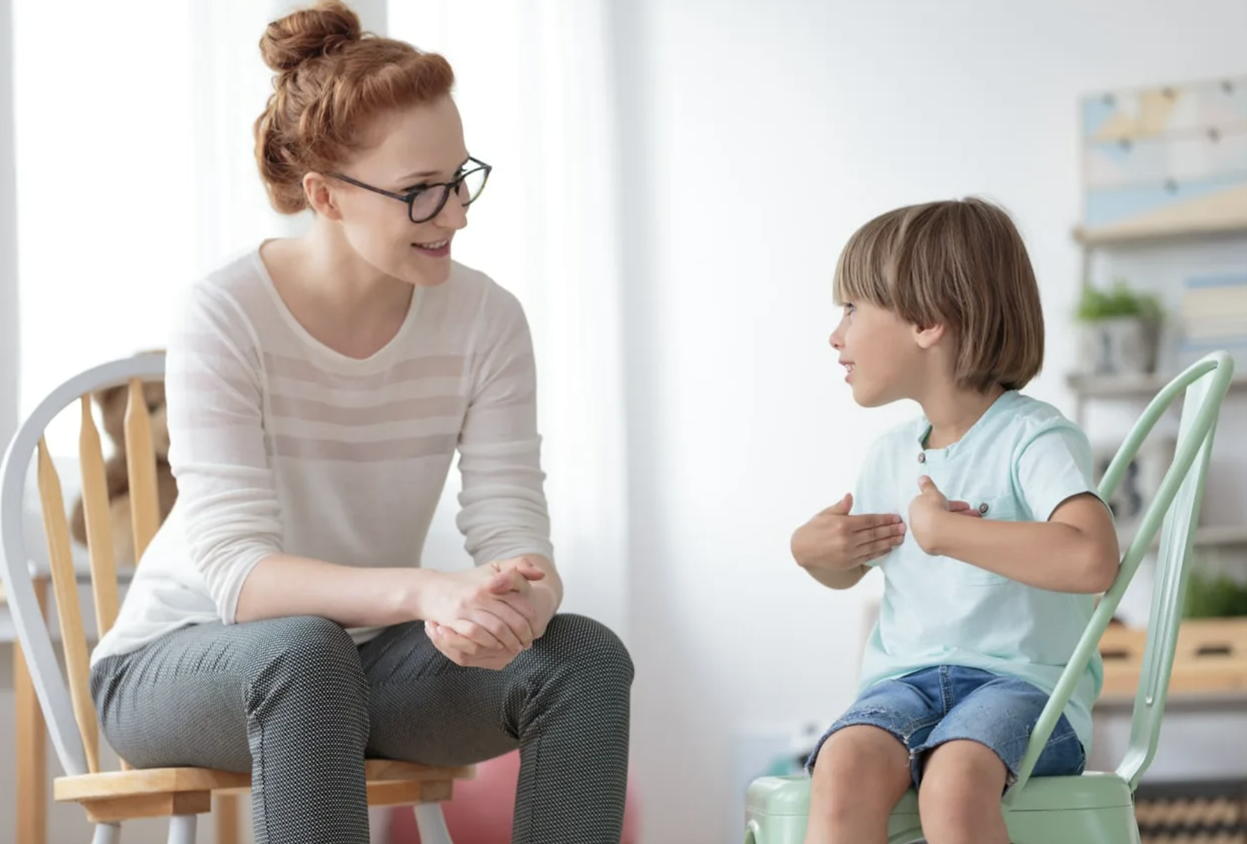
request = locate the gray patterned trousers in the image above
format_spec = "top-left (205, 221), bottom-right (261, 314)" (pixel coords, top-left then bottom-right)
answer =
top-left (90, 613), bottom-right (634, 844)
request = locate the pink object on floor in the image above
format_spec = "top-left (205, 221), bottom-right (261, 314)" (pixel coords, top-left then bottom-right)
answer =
top-left (388, 749), bottom-right (640, 843)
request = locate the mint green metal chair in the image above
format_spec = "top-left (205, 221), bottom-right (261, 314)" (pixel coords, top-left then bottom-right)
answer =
top-left (745, 351), bottom-right (1237, 844)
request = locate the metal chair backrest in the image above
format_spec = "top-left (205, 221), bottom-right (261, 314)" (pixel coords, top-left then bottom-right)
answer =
top-left (1006, 351), bottom-right (1235, 802)
top-left (0, 352), bottom-right (166, 778)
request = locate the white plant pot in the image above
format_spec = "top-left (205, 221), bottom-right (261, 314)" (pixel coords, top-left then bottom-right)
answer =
top-left (1077, 317), bottom-right (1157, 376)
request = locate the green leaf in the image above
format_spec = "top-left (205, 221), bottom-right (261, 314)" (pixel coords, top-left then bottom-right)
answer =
top-left (1075, 280), bottom-right (1164, 322)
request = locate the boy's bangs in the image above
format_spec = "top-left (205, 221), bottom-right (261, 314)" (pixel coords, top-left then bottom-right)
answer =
top-left (833, 219), bottom-right (894, 309)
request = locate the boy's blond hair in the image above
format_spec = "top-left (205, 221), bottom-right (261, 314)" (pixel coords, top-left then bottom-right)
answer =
top-left (833, 197), bottom-right (1045, 392)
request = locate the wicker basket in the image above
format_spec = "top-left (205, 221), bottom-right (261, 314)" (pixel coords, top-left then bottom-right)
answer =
top-left (1135, 780), bottom-right (1247, 844)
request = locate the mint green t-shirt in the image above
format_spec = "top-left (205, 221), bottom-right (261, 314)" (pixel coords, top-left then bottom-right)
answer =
top-left (855, 390), bottom-right (1110, 752)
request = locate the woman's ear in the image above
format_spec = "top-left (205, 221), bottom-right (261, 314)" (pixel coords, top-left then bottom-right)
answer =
top-left (913, 322), bottom-right (946, 350)
top-left (303, 172), bottom-right (343, 221)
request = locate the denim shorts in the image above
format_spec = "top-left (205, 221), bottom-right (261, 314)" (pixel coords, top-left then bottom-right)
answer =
top-left (806, 665), bottom-right (1086, 789)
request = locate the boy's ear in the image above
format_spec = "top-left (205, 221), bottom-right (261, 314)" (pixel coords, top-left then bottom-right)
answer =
top-left (913, 322), bottom-right (946, 350)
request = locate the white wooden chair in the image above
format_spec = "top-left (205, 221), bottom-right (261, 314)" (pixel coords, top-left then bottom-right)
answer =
top-left (0, 353), bottom-right (471, 844)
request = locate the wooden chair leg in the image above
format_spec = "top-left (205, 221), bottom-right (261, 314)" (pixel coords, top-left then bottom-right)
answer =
top-left (15, 577), bottom-right (49, 844)
top-left (215, 792), bottom-right (241, 844)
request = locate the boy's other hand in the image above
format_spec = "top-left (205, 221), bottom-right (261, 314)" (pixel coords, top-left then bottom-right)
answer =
top-left (791, 493), bottom-right (906, 571)
top-left (908, 476), bottom-right (982, 553)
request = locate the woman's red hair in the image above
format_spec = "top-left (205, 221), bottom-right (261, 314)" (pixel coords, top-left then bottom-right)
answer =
top-left (254, 1), bottom-right (455, 214)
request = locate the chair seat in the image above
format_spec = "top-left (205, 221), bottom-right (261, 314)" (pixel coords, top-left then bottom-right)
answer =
top-left (54, 767), bottom-right (250, 801)
top-left (54, 758), bottom-right (475, 801)
top-left (54, 759), bottom-right (476, 823)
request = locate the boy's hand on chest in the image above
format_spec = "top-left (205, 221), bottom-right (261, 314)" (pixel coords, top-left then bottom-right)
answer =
top-left (907, 475), bottom-right (982, 555)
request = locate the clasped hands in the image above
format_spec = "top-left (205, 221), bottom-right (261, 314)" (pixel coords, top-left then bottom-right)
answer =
top-left (424, 555), bottom-right (554, 670)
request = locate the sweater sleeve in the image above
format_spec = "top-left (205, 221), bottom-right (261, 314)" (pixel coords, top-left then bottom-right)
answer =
top-left (164, 283), bottom-right (283, 622)
top-left (454, 285), bottom-right (555, 566)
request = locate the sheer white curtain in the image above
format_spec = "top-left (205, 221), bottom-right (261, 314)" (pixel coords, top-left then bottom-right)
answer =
top-left (389, 1), bottom-right (631, 637)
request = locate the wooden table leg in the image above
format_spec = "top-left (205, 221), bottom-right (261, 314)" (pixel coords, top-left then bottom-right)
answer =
top-left (215, 792), bottom-right (241, 844)
top-left (15, 577), bottom-right (49, 844)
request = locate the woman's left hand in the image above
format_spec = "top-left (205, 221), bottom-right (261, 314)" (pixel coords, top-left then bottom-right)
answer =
top-left (427, 555), bottom-right (560, 669)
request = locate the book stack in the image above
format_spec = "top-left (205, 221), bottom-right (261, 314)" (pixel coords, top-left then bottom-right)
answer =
top-left (1178, 273), bottom-right (1247, 369)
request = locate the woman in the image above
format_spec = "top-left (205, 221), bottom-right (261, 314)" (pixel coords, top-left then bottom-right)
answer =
top-left (88, 3), bottom-right (633, 842)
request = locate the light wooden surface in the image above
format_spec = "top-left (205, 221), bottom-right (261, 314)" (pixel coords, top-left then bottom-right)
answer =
top-left (55, 759), bottom-right (471, 801)
top-left (79, 395), bottom-right (121, 639)
top-left (37, 436), bottom-right (101, 775)
top-left (367, 779), bottom-right (454, 806)
top-left (55, 767), bottom-right (252, 800)
top-left (214, 793), bottom-right (241, 844)
top-left (15, 577), bottom-right (49, 844)
top-left (84, 792), bottom-right (213, 824)
top-left (52, 760), bottom-right (470, 829)
top-left (1100, 617), bottom-right (1247, 698)
top-left (123, 379), bottom-right (159, 561)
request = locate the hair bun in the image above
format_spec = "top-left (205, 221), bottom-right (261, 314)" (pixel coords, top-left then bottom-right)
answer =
top-left (260, 1), bottom-right (362, 72)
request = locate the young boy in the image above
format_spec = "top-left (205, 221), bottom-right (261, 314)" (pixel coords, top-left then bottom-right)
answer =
top-left (791, 198), bottom-right (1120, 844)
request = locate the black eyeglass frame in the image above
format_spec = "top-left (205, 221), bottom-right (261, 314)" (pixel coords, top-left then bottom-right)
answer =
top-left (327, 156), bottom-right (492, 223)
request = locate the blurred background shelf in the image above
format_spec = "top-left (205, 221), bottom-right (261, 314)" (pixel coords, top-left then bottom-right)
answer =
top-left (1097, 618), bottom-right (1247, 706)
top-left (1096, 688), bottom-right (1247, 710)
top-left (1068, 371), bottom-right (1247, 399)
top-left (1074, 217), bottom-right (1247, 248)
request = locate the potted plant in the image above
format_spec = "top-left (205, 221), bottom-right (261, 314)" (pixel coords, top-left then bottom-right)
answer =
top-left (1075, 280), bottom-right (1163, 376)
top-left (1185, 569), bottom-right (1247, 619)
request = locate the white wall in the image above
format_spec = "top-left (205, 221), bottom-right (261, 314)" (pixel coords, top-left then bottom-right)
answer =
top-left (612, 2), bottom-right (1247, 842)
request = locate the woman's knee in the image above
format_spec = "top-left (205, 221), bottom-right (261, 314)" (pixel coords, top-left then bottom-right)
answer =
top-left (244, 616), bottom-right (367, 714)
top-left (530, 613), bottom-right (634, 690)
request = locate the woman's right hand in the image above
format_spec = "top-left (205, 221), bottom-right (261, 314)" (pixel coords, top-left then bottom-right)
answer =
top-left (422, 559), bottom-right (546, 664)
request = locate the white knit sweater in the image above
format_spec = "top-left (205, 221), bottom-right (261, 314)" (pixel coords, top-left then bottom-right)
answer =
top-left (92, 248), bottom-right (553, 665)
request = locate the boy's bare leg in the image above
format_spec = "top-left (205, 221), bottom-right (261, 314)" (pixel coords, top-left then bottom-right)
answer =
top-left (917, 740), bottom-right (1009, 844)
top-left (804, 725), bottom-right (912, 844)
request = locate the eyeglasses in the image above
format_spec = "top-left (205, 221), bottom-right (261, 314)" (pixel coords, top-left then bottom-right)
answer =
top-left (327, 157), bottom-right (492, 224)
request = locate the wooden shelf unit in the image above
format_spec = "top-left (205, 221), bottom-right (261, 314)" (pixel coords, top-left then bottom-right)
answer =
top-left (1098, 617), bottom-right (1247, 705)
top-left (1067, 372), bottom-right (1247, 400)
top-left (1073, 218), bottom-right (1247, 248)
